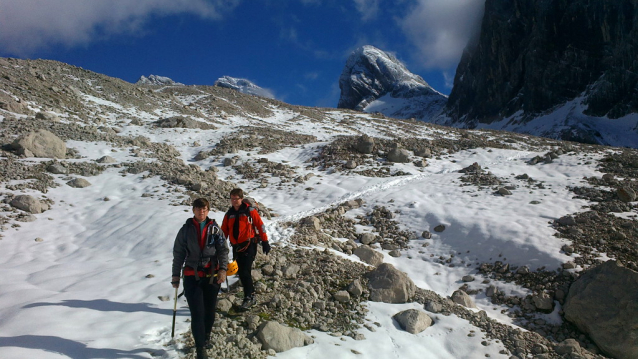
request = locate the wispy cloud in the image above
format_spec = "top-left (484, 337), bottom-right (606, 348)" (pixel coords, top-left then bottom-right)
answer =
top-left (304, 72), bottom-right (320, 80)
top-left (399, 0), bottom-right (485, 70)
top-left (0, 0), bottom-right (239, 56)
top-left (353, 0), bottom-right (381, 21)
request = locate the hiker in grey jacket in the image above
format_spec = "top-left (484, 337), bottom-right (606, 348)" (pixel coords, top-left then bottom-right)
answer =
top-left (172, 198), bottom-right (228, 359)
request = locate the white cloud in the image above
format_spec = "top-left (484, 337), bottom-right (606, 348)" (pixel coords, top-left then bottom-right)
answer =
top-left (400, 0), bottom-right (485, 70)
top-left (0, 0), bottom-right (239, 56)
top-left (354, 0), bottom-right (381, 21)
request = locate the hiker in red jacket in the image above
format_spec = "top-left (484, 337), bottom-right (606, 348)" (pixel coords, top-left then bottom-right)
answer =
top-left (172, 198), bottom-right (228, 359)
top-left (221, 188), bottom-right (270, 309)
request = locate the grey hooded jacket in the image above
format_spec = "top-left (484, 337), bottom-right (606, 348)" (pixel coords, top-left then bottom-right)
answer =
top-left (172, 217), bottom-right (229, 279)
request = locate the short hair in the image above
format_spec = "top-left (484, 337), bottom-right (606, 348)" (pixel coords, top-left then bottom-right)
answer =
top-left (230, 188), bottom-right (244, 198)
top-left (192, 198), bottom-right (210, 209)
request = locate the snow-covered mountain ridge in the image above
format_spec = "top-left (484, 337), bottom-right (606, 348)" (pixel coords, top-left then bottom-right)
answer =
top-left (136, 74), bottom-right (184, 86)
top-left (0, 57), bottom-right (636, 359)
top-left (337, 45), bottom-right (447, 122)
top-left (213, 76), bottom-right (275, 99)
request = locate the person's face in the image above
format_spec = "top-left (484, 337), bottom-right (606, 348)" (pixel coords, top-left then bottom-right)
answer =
top-left (193, 206), bottom-right (209, 222)
top-left (230, 195), bottom-right (242, 209)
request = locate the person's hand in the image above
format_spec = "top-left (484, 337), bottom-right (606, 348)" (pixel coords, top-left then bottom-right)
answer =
top-left (261, 241), bottom-right (271, 255)
top-left (217, 271), bottom-right (227, 284)
top-left (171, 276), bottom-right (180, 288)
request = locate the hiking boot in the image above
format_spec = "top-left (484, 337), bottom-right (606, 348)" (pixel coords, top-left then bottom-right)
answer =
top-left (240, 295), bottom-right (256, 309)
top-left (196, 346), bottom-right (208, 359)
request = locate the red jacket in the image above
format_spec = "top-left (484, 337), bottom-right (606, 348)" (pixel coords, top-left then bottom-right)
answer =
top-left (221, 203), bottom-right (268, 246)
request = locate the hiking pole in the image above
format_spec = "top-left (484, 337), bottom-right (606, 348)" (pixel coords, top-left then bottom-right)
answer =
top-left (171, 283), bottom-right (178, 338)
top-left (171, 273), bottom-right (183, 339)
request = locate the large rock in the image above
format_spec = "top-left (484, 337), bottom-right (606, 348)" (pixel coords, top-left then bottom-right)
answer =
top-left (564, 260), bottom-right (638, 359)
top-left (353, 135), bottom-right (375, 154)
top-left (353, 245), bottom-right (384, 266)
top-left (358, 232), bottom-right (377, 245)
top-left (393, 309), bottom-right (433, 334)
top-left (451, 290), bottom-right (477, 309)
top-left (9, 195), bottom-right (43, 214)
top-left (255, 321), bottom-right (313, 353)
top-left (11, 129), bottom-right (66, 158)
top-left (67, 178), bottom-right (92, 188)
top-left (365, 263), bottom-right (415, 303)
top-left (387, 148), bottom-right (411, 163)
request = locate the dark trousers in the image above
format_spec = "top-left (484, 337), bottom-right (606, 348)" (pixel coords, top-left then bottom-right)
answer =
top-left (235, 242), bottom-right (257, 298)
top-left (183, 275), bottom-right (220, 347)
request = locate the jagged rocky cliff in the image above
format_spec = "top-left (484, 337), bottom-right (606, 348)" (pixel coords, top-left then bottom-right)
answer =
top-left (444, 0), bottom-right (638, 145)
top-left (337, 45), bottom-right (447, 121)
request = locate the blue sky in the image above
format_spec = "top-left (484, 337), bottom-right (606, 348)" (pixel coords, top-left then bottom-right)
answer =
top-left (0, 0), bottom-right (484, 108)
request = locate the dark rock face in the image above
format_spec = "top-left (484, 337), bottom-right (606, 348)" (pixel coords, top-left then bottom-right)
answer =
top-left (447, 0), bottom-right (638, 124)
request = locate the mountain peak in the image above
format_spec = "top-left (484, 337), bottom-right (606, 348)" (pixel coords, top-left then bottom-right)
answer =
top-left (213, 76), bottom-right (275, 99)
top-left (337, 45), bottom-right (446, 121)
top-left (135, 74), bottom-right (183, 86)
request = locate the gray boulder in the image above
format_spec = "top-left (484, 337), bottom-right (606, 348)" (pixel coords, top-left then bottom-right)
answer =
top-left (344, 160), bottom-right (357, 169)
top-left (11, 129), bottom-right (66, 158)
top-left (564, 260), bottom-right (638, 359)
top-left (96, 155), bottom-right (117, 164)
top-left (216, 298), bottom-right (232, 313)
top-left (365, 263), bottom-right (416, 303)
top-left (46, 163), bottom-right (68, 174)
top-left (451, 290), bottom-right (477, 309)
top-left (393, 309), bottom-right (433, 334)
top-left (333, 290), bottom-right (350, 302)
top-left (282, 264), bottom-right (300, 279)
top-left (302, 216), bottom-right (321, 231)
top-left (387, 148), bottom-right (411, 163)
top-left (617, 186), bottom-right (637, 203)
top-left (532, 292), bottom-right (555, 313)
top-left (256, 321), bottom-right (313, 353)
top-left (358, 232), bottom-right (377, 245)
top-left (354, 135), bottom-right (375, 154)
top-left (347, 279), bottom-right (364, 297)
top-left (10, 195), bottom-right (43, 214)
top-left (353, 245), bottom-right (384, 266)
top-left (67, 178), bottom-right (92, 188)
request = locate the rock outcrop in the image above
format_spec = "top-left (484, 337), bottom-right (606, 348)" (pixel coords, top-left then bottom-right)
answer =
top-left (564, 260), bottom-right (638, 359)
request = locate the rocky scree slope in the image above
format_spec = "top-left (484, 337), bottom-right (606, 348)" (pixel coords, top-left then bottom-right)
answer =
top-left (0, 57), bottom-right (637, 359)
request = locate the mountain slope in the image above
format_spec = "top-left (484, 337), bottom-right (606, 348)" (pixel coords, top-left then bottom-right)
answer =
top-left (0, 57), bottom-right (636, 359)
top-left (337, 45), bottom-right (447, 121)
